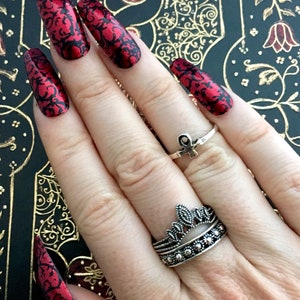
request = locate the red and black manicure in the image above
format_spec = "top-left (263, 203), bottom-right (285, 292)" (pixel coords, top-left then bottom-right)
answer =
top-left (37, 0), bottom-right (90, 60)
top-left (33, 236), bottom-right (73, 300)
top-left (170, 58), bottom-right (233, 115)
top-left (77, 0), bottom-right (141, 68)
top-left (24, 48), bottom-right (69, 117)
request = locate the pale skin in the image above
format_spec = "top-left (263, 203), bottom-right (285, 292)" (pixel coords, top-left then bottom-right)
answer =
top-left (34, 34), bottom-right (300, 299)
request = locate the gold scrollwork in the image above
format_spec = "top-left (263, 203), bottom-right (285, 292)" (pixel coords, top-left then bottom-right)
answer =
top-left (0, 68), bottom-right (18, 82)
top-left (153, 0), bottom-right (223, 66)
top-left (255, 0), bottom-right (296, 20)
top-left (0, 136), bottom-right (16, 151)
top-left (76, 262), bottom-right (105, 285)
top-left (0, 6), bottom-right (7, 15)
top-left (34, 163), bottom-right (79, 251)
top-left (122, 0), bottom-right (146, 5)
top-left (67, 257), bottom-right (116, 299)
top-left (244, 58), bottom-right (299, 100)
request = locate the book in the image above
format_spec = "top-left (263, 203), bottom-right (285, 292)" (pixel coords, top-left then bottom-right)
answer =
top-left (0, 0), bottom-right (299, 298)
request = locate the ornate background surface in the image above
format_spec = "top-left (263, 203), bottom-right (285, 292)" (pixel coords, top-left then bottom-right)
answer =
top-left (0, 0), bottom-right (299, 298)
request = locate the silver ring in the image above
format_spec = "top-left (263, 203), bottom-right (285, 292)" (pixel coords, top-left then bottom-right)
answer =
top-left (169, 125), bottom-right (218, 160)
top-left (153, 205), bottom-right (217, 254)
top-left (153, 204), bottom-right (226, 267)
top-left (159, 219), bottom-right (226, 267)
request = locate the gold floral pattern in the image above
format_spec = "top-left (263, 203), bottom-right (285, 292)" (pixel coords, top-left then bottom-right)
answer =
top-left (34, 163), bottom-right (79, 251)
top-left (67, 257), bottom-right (116, 299)
top-left (152, 0), bottom-right (223, 66)
top-left (255, 0), bottom-right (299, 53)
top-left (224, 0), bottom-right (300, 148)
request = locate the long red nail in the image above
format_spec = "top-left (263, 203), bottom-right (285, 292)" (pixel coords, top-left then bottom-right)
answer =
top-left (37, 0), bottom-right (90, 60)
top-left (24, 48), bottom-right (69, 117)
top-left (33, 236), bottom-right (73, 300)
top-left (170, 58), bottom-right (233, 115)
top-left (77, 0), bottom-right (141, 68)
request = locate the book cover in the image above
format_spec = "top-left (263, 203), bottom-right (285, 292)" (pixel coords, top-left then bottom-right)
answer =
top-left (0, 0), bottom-right (299, 298)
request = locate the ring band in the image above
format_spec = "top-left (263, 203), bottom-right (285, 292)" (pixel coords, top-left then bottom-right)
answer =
top-left (159, 219), bottom-right (226, 267)
top-left (153, 204), bottom-right (226, 267)
top-left (169, 124), bottom-right (218, 160)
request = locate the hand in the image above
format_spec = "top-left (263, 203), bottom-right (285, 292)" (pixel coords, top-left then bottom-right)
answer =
top-left (25, 0), bottom-right (300, 299)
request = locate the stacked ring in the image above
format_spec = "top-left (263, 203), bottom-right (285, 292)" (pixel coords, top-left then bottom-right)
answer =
top-left (153, 205), bottom-right (226, 267)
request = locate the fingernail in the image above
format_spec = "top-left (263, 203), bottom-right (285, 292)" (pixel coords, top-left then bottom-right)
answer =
top-left (24, 48), bottom-right (69, 117)
top-left (37, 0), bottom-right (90, 60)
top-left (170, 58), bottom-right (233, 115)
top-left (77, 0), bottom-right (141, 68)
top-left (33, 236), bottom-right (73, 300)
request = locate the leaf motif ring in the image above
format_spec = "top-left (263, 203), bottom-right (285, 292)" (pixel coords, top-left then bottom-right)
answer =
top-left (152, 204), bottom-right (226, 267)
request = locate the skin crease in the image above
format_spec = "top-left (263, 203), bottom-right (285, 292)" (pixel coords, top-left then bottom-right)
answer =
top-left (29, 1), bottom-right (300, 299)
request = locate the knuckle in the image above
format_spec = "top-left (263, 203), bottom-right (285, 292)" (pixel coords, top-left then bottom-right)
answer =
top-left (275, 168), bottom-right (300, 197)
top-left (53, 130), bottom-right (94, 167)
top-left (139, 77), bottom-right (175, 109)
top-left (113, 146), bottom-right (168, 192)
top-left (75, 189), bottom-right (125, 238)
top-left (287, 172), bottom-right (300, 194)
top-left (185, 140), bottom-right (237, 182)
top-left (75, 76), bottom-right (114, 107)
top-left (238, 119), bottom-right (273, 151)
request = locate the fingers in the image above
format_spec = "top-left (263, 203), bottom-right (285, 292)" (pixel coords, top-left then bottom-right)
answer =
top-left (166, 58), bottom-right (300, 257)
top-left (28, 3), bottom-right (183, 296)
top-left (33, 97), bottom-right (178, 298)
top-left (28, 0), bottom-right (300, 286)
top-left (30, 0), bottom-right (234, 277)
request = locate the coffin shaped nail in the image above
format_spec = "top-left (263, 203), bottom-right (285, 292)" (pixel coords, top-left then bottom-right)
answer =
top-left (24, 48), bottom-right (69, 117)
top-left (77, 0), bottom-right (141, 68)
top-left (33, 236), bottom-right (73, 299)
top-left (37, 0), bottom-right (90, 60)
top-left (170, 58), bottom-right (233, 115)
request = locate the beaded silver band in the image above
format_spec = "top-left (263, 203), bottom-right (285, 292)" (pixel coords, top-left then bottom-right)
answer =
top-left (169, 125), bottom-right (218, 160)
top-left (159, 219), bottom-right (226, 267)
